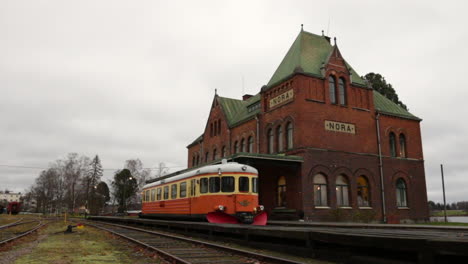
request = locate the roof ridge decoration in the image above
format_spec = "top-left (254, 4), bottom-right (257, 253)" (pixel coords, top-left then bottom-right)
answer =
top-left (266, 30), bottom-right (367, 89)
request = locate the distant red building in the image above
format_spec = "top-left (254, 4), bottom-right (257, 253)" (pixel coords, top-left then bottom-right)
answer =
top-left (187, 30), bottom-right (429, 223)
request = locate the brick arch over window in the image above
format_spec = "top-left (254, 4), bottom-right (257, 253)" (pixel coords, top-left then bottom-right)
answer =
top-left (307, 165), bottom-right (332, 184)
top-left (391, 171), bottom-right (412, 208)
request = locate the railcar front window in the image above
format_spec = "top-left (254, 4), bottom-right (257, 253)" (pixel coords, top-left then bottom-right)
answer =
top-left (145, 190), bottom-right (150, 202)
top-left (200, 178), bottom-right (208, 193)
top-left (180, 182), bottom-right (187, 198)
top-left (221, 176), bottom-right (235, 192)
top-left (157, 188), bottom-right (161, 200)
top-left (252, 178), bottom-right (258, 193)
top-left (151, 189), bottom-right (156, 202)
top-left (239, 177), bottom-right (249, 192)
top-left (171, 184), bottom-right (177, 199)
top-left (209, 177), bottom-right (220, 193)
top-left (164, 186), bottom-right (169, 200)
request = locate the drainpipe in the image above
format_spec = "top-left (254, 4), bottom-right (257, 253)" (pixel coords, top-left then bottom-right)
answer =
top-left (255, 115), bottom-right (260, 153)
top-left (376, 113), bottom-right (387, 223)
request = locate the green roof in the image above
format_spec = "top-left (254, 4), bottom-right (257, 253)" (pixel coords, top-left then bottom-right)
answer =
top-left (267, 30), bottom-right (366, 88)
top-left (373, 91), bottom-right (421, 121)
top-left (218, 93), bottom-right (261, 127)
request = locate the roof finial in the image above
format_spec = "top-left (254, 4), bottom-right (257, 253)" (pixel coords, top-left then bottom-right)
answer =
top-left (322, 30), bottom-right (324, 36)
top-left (334, 37), bottom-right (337, 46)
top-left (301, 24), bottom-right (303, 31)
top-left (215, 88), bottom-right (217, 95)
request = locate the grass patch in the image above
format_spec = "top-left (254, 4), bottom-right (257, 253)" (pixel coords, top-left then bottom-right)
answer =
top-left (431, 210), bottom-right (468, 217)
top-left (421, 222), bottom-right (468, 227)
top-left (13, 221), bottom-right (165, 264)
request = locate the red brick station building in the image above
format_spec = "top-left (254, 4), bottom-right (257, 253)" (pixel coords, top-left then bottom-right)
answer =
top-left (186, 30), bottom-right (429, 223)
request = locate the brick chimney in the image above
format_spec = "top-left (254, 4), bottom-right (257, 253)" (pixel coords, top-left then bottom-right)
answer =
top-left (243, 94), bottom-right (253, 101)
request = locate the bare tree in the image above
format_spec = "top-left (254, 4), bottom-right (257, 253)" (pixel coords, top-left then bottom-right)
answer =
top-left (59, 153), bottom-right (90, 213)
top-left (124, 159), bottom-right (151, 207)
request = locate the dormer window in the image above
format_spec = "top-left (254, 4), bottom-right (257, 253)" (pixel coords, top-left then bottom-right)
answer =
top-left (329, 76), bottom-right (337, 104)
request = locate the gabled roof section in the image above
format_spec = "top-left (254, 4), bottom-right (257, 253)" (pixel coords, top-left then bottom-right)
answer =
top-left (217, 93), bottom-right (261, 127)
top-left (267, 30), bottom-right (366, 88)
top-left (187, 134), bottom-right (203, 148)
top-left (373, 91), bottom-right (421, 121)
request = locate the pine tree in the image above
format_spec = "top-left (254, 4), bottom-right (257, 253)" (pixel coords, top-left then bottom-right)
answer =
top-left (85, 155), bottom-right (103, 214)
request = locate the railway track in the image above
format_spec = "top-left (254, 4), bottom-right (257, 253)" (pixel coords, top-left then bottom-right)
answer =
top-left (0, 219), bottom-right (44, 246)
top-left (84, 220), bottom-right (305, 264)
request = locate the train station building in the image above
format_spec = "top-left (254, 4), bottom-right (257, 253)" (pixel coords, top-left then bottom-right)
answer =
top-left (186, 29), bottom-right (429, 223)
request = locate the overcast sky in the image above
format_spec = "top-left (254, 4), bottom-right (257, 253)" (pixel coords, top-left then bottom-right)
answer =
top-left (1, 1), bottom-right (467, 203)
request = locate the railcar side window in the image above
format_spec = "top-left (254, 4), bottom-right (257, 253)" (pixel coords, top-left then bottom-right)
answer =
top-left (171, 184), bottom-right (177, 199)
top-left (157, 188), bottom-right (161, 200)
top-left (221, 176), bottom-right (235, 192)
top-left (151, 189), bottom-right (156, 202)
top-left (164, 186), bottom-right (169, 200)
top-left (209, 177), bottom-right (220, 193)
top-left (145, 190), bottom-right (150, 202)
top-left (180, 182), bottom-right (187, 198)
top-left (142, 192), bottom-right (145, 202)
top-left (200, 178), bottom-right (208, 193)
top-left (252, 178), bottom-right (258, 193)
top-left (190, 179), bottom-right (196, 196)
top-left (239, 177), bottom-right (249, 192)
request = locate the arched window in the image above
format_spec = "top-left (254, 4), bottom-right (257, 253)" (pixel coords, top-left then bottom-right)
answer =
top-left (222, 146), bottom-right (226, 157)
top-left (218, 119), bottom-right (221, 135)
top-left (277, 176), bottom-right (287, 207)
top-left (192, 155), bottom-right (196, 167)
top-left (389, 132), bottom-right (396, 157)
top-left (399, 134), bottom-right (406, 158)
top-left (329, 76), bottom-right (337, 104)
top-left (212, 149), bottom-right (217, 160)
top-left (268, 129), bottom-right (274, 154)
top-left (286, 122), bottom-right (293, 149)
top-left (196, 155), bottom-right (200, 165)
top-left (277, 125), bottom-right (283, 152)
top-left (338, 78), bottom-right (346, 105)
top-left (248, 136), bottom-right (254, 153)
top-left (357, 176), bottom-right (370, 207)
top-left (396, 178), bottom-right (408, 207)
top-left (241, 138), bottom-right (246, 152)
top-left (336, 175), bottom-right (349, 207)
top-left (234, 141), bottom-right (239, 153)
top-left (205, 152), bottom-right (209, 163)
top-left (210, 123), bottom-right (213, 137)
top-left (313, 174), bottom-right (328, 206)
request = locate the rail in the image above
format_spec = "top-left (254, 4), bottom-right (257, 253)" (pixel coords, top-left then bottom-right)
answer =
top-left (0, 220), bottom-right (44, 246)
top-left (83, 220), bottom-right (304, 264)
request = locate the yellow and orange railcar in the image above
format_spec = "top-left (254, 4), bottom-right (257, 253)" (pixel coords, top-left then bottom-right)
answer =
top-left (140, 160), bottom-right (266, 225)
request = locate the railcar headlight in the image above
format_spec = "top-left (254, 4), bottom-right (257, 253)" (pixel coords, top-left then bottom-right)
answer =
top-left (259, 205), bottom-right (264, 211)
top-left (218, 205), bottom-right (225, 211)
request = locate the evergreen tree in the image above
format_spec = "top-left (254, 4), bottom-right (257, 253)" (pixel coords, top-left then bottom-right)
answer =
top-left (112, 169), bottom-right (138, 213)
top-left (94, 181), bottom-right (110, 214)
top-left (85, 155), bottom-right (103, 214)
top-left (363, 72), bottom-right (408, 110)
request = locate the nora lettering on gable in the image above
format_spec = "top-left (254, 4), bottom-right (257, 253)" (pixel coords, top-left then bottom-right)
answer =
top-left (269, 90), bottom-right (294, 109)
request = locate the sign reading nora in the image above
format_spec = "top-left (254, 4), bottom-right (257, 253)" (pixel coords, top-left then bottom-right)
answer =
top-left (269, 90), bottom-right (294, 108)
top-left (325, 120), bottom-right (356, 134)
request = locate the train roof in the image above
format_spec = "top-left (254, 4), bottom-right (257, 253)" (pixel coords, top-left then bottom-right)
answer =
top-left (143, 160), bottom-right (257, 190)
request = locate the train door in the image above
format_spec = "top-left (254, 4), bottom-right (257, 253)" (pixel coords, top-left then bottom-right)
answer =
top-left (189, 179), bottom-right (196, 215)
